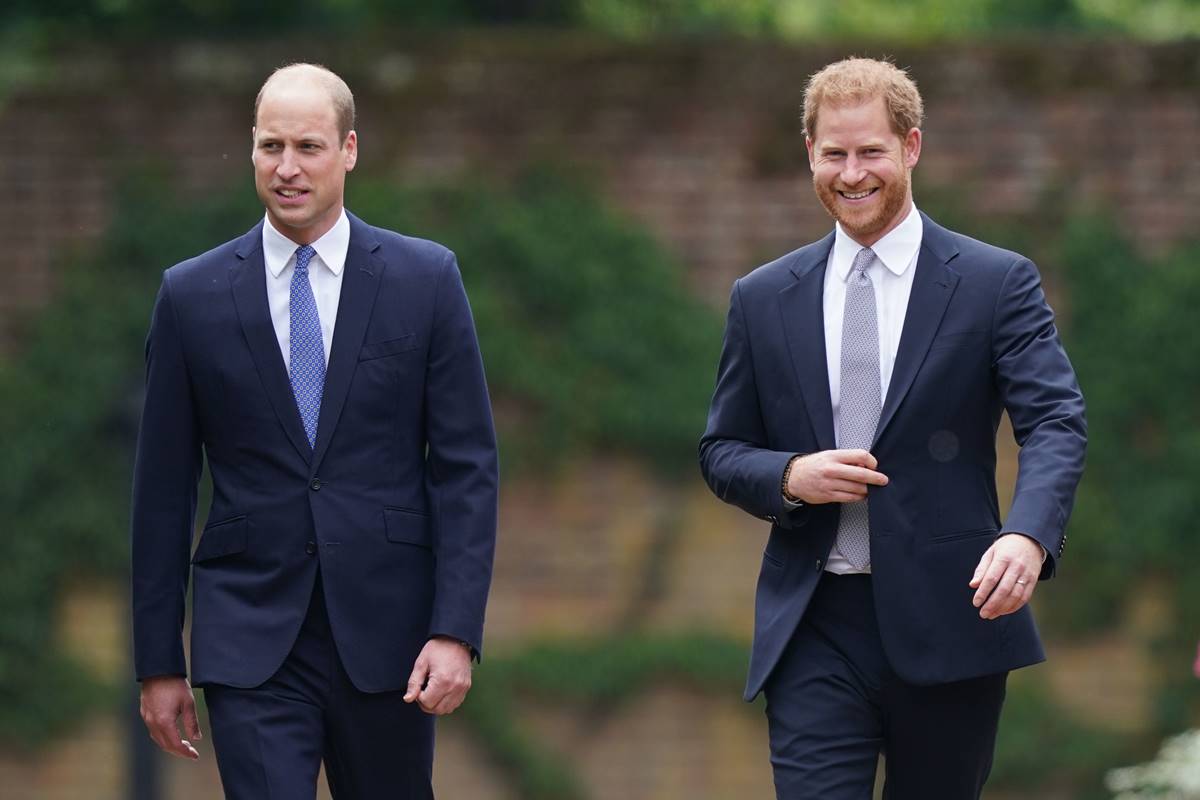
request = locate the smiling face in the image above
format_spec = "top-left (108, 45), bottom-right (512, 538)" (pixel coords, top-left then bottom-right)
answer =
top-left (252, 76), bottom-right (357, 245)
top-left (806, 95), bottom-right (921, 247)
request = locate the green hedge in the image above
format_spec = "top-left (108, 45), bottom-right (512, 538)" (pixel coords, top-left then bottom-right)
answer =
top-left (352, 167), bottom-right (722, 476)
top-left (0, 174), bottom-right (259, 746)
top-left (3, 167), bottom-right (1197, 799)
top-left (5, 0), bottom-right (1199, 39)
top-left (0, 165), bottom-right (722, 746)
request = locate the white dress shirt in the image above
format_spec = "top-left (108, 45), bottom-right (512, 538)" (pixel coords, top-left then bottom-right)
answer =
top-left (262, 210), bottom-right (350, 371)
top-left (822, 203), bottom-right (923, 574)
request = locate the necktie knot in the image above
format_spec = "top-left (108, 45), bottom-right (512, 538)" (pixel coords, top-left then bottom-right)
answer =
top-left (851, 247), bottom-right (875, 282)
top-left (294, 245), bottom-right (316, 274)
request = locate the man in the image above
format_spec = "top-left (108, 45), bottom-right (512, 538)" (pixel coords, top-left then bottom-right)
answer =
top-left (131, 63), bottom-right (498, 799)
top-left (699, 58), bottom-right (1085, 799)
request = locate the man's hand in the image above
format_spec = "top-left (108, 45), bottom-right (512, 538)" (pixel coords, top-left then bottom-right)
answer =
top-left (139, 675), bottom-right (201, 759)
top-left (786, 449), bottom-right (889, 504)
top-left (969, 533), bottom-right (1044, 620)
top-left (404, 637), bottom-right (473, 715)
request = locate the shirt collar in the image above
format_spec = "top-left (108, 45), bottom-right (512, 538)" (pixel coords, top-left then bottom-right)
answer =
top-left (262, 209), bottom-right (351, 278)
top-left (832, 203), bottom-right (923, 282)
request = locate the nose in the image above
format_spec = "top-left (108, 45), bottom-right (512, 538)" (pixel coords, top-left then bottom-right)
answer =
top-left (840, 155), bottom-right (866, 186)
top-left (276, 147), bottom-right (301, 180)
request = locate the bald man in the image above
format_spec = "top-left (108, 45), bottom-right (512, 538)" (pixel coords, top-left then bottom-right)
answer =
top-left (131, 63), bottom-right (498, 798)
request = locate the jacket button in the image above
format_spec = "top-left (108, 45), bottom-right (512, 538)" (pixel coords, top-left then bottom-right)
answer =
top-left (305, 541), bottom-right (317, 555)
top-left (310, 478), bottom-right (322, 491)
top-left (815, 559), bottom-right (823, 571)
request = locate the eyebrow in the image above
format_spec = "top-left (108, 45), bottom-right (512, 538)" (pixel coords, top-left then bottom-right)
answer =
top-left (255, 133), bottom-right (329, 145)
top-left (819, 141), bottom-right (887, 152)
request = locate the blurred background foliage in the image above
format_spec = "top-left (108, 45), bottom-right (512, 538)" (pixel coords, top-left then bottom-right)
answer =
top-left (352, 168), bottom-right (723, 477)
top-left (1, 1), bottom-right (1197, 798)
top-left (0, 165), bottom-right (723, 748)
top-left (2, 0), bottom-right (1199, 39)
top-left (3, 161), bottom-right (1198, 794)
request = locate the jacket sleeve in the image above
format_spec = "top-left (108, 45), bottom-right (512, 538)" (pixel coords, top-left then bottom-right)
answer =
top-left (699, 279), bottom-right (807, 529)
top-left (992, 257), bottom-right (1087, 579)
top-left (130, 273), bottom-right (203, 680)
top-left (423, 251), bottom-right (499, 658)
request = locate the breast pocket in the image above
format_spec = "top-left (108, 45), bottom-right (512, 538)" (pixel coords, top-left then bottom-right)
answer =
top-left (928, 329), bottom-right (988, 352)
top-left (359, 334), bottom-right (419, 362)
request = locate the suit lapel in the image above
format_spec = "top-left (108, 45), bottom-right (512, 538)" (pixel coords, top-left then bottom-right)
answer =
top-left (310, 214), bottom-right (384, 472)
top-left (229, 224), bottom-right (314, 465)
top-left (779, 232), bottom-right (838, 452)
top-left (873, 214), bottom-right (960, 446)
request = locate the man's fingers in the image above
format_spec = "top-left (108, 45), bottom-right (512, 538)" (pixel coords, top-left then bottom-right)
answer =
top-left (1011, 582), bottom-right (1035, 613)
top-left (979, 567), bottom-right (1021, 619)
top-left (417, 674), bottom-right (447, 713)
top-left (969, 547), bottom-right (995, 589)
top-left (182, 699), bottom-right (202, 741)
top-left (138, 678), bottom-right (201, 759)
top-left (432, 691), bottom-right (466, 716)
top-left (148, 718), bottom-right (198, 759)
top-left (828, 464), bottom-right (889, 487)
top-left (826, 479), bottom-right (869, 498)
top-left (791, 450), bottom-right (888, 505)
top-left (986, 572), bottom-right (1036, 619)
top-left (404, 660), bottom-right (429, 703)
top-left (422, 681), bottom-right (469, 716)
top-left (971, 534), bottom-right (1044, 618)
top-left (836, 449), bottom-right (878, 470)
top-left (971, 554), bottom-right (1006, 607)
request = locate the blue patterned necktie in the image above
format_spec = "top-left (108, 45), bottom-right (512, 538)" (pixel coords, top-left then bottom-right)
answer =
top-left (835, 247), bottom-right (881, 570)
top-left (289, 245), bottom-right (325, 448)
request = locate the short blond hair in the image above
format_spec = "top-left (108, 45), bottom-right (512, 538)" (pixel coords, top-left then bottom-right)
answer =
top-left (254, 63), bottom-right (356, 143)
top-left (802, 57), bottom-right (924, 139)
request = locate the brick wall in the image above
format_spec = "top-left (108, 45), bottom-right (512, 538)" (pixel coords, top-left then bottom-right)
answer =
top-left (0, 34), bottom-right (1189, 798)
top-left (2, 36), bottom-right (1197, 351)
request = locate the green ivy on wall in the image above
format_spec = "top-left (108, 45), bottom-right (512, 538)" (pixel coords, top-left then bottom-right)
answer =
top-left (350, 166), bottom-right (723, 477)
top-left (0, 174), bottom-right (260, 746)
top-left (1051, 216), bottom-right (1200, 735)
top-left (2, 166), bottom-right (1195, 800)
top-left (0, 165), bottom-right (723, 747)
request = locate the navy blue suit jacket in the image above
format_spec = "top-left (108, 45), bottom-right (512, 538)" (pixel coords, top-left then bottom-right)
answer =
top-left (699, 213), bottom-right (1085, 700)
top-left (131, 212), bottom-right (498, 692)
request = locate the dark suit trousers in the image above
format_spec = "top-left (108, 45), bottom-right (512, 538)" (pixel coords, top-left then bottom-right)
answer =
top-left (764, 574), bottom-right (1007, 800)
top-left (204, 573), bottom-right (435, 800)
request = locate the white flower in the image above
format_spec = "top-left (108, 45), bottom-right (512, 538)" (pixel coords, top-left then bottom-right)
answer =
top-left (1107, 730), bottom-right (1200, 799)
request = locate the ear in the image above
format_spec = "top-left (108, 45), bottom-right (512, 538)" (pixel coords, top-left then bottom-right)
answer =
top-left (903, 127), bottom-right (921, 169)
top-left (805, 135), bottom-right (816, 171)
top-left (343, 130), bottom-right (358, 172)
top-left (250, 127), bottom-right (257, 161)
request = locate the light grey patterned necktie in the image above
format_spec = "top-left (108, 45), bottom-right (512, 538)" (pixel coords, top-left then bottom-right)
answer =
top-left (836, 247), bottom-right (880, 570)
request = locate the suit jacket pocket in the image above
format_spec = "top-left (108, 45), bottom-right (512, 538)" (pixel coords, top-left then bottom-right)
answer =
top-left (931, 526), bottom-right (997, 545)
top-left (192, 515), bottom-right (247, 563)
top-left (359, 334), bottom-right (419, 361)
top-left (383, 507), bottom-right (433, 549)
top-left (928, 329), bottom-right (988, 351)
